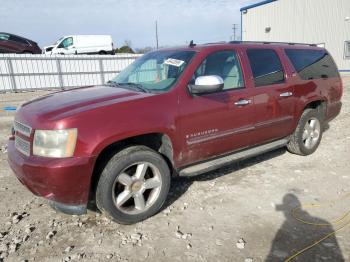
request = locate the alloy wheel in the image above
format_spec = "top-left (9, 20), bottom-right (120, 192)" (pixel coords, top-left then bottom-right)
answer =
top-left (302, 117), bottom-right (321, 149)
top-left (112, 162), bottom-right (162, 215)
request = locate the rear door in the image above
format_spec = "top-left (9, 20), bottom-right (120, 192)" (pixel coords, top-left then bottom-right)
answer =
top-left (178, 49), bottom-right (255, 166)
top-left (245, 48), bottom-right (296, 145)
top-left (8, 35), bottom-right (30, 53)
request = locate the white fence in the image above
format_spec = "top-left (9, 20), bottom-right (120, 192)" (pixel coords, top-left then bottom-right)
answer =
top-left (0, 53), bottom-right (142, 92)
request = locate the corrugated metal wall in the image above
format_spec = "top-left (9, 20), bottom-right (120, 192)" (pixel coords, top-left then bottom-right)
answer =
top-left (242, 0), bottom-right (350, 72)
top-left (0, 54), bottom-right (141, 92)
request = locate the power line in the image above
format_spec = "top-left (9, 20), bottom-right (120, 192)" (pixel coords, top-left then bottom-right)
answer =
top-left (232, 24), bottom-right (239, 41)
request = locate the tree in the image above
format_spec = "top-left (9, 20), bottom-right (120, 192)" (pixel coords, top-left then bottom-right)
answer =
top-left (124, 39), bottom-right (132, 47)
top-left (115, 39), bottom-right (135, 54)
top-left (116, 45), bottom-right (135, 54)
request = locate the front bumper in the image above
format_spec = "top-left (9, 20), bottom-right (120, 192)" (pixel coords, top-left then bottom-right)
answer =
top-left (7, 139), bottom-right (96, 214)
top-left (49, 200), bottom-right (87, 215)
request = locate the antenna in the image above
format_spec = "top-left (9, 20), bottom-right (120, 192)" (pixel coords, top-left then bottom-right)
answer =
top-left (189, 40), bottom-right (196, 48)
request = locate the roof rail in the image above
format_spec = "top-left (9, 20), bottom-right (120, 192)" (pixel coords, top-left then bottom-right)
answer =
top-left (203, 41), bottom-right (227, 45)
top-left (229, 41), bottom-right (317, 47)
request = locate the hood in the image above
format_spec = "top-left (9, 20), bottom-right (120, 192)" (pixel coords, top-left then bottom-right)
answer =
top-left (44, 45), bottom-right (55, 49)
top-left (18, 85), bottom-right (150, 123)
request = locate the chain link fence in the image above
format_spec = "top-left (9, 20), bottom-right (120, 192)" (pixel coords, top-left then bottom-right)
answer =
top-left (0, 54), bottom-right (142, 93)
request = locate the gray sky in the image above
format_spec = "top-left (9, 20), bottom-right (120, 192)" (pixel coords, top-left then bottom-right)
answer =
top-left (0, 0), bottom-right (256, 49)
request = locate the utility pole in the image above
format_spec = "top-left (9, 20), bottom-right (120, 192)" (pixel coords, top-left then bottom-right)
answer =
top-left (155, 20), bottom-right (159, 49)
top-left (232, 24), bottom-right (238, 41)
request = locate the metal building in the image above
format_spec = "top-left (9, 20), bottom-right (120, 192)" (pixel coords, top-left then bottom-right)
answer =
top-left (240, 0), bottom-right (350, 73)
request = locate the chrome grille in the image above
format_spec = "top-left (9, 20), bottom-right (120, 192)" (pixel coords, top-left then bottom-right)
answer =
top-left (15, 136), bottom-right (30, 156)
top-left (14, 121), bottom-right (32, 137)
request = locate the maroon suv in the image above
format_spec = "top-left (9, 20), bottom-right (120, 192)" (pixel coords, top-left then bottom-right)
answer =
top-left (0, 32), bottom-right (42, 54)
top-left (7, 42), bottom-right (343, 224)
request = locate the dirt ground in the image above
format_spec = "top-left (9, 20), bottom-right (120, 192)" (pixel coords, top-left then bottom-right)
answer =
top-left (0, 80), bottom-right (349, 262)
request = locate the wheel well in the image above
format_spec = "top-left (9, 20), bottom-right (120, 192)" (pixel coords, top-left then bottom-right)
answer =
top-left (304, 100), bottom-right (326, 117)
top-left (89, 133), bottom-right (174, 199)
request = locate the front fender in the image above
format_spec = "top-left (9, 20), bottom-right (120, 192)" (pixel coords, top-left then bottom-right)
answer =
top-left (91, 128), bottom-right (177, 158)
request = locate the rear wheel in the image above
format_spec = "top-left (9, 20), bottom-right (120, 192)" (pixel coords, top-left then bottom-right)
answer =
top-left (96, 146), bottom-right (171, 224)
top-left (99, 50), bottom-right (107, 55)
top-left (287, 108), bottom-right (323, 155)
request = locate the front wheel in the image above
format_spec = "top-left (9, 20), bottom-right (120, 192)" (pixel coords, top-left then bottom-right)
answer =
top-left (96, 146), bottom-right (171, 224)
top-left (287, 108), bottom-right (323, 155)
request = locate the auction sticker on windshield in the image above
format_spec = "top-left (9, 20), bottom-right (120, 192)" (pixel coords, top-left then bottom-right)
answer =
top-left (164, 58), bottom-right (185, 67)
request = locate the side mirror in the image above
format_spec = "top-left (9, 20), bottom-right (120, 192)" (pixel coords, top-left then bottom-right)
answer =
top-left (188, 75), bottom-right (224, 95)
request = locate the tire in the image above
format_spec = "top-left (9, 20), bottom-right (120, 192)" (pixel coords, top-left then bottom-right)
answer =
top-left (287, 108), bottom-right (323, 155)
top-left (96, 145), bottom-right (171, 224)
top-left (22, 51), bottom-right (33, 54)
top-left (99, 51), bottom-right (107, 55)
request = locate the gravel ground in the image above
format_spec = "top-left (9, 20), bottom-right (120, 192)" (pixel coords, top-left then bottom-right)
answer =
top-left (0, 81), bottom-right (349, 262)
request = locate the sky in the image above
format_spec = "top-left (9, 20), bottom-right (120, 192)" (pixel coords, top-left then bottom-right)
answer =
top-left (0, 0), bottom-right (257, 49)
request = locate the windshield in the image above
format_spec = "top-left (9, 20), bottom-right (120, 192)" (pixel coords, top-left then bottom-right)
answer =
top-left (110, 50), bottom-right (196, 92)
top-left (54, 37), bottom-right (64, 45)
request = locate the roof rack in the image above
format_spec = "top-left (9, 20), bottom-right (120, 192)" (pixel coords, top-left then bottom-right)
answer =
top-left (229, 41), bottom-right (317, 47)
top-left (203, 41), bottom-right (227, 45)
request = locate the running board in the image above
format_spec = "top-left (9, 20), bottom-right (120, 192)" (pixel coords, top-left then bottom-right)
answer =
top-left (179, 138), bottom-right (289, 177)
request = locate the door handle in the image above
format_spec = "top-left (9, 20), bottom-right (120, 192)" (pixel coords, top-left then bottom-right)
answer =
top-left (280, 92), bottom-right (293, 97)
top-left (234, 99), bottom-right (252, 106)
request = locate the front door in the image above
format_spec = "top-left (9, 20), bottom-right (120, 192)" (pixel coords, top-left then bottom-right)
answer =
top-left (178, 49), bottom-right (255, 166)
top-left (55, 37), bottom-right (75, 54)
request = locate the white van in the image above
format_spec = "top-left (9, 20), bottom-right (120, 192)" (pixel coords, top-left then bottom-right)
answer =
top-left (44, 35), bottom-right (114, 55)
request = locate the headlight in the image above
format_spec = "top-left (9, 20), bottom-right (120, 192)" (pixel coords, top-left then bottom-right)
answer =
top-left (33, 129), bottom-right (77, 158)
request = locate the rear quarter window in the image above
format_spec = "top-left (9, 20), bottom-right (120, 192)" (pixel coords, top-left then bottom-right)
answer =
top-left (285, 49), bottom-right (339, 80)
top-left (9, 35), bottom-right (29, 45)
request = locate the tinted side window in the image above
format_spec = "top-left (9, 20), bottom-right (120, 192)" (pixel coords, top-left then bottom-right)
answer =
top-left (194, 50), bottom-right (244, 90)
top-left (247, 49), bottom-right (285, 87)
top-left (285, 49), bottom-right (339, 80)
top-left (9, 35), bottom-right (29, 45)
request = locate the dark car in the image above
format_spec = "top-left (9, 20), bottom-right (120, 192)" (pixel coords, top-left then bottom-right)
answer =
top-left (0, 32), bottom-right (42, 54)
top-left (8, 41), bottom-right (343, 224)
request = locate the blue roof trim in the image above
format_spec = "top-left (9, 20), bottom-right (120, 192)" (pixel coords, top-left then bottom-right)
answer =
top-left (240, 0), bottom-right (277, 12)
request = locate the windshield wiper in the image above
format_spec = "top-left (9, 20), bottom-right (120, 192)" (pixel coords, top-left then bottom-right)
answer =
top-left (120, 83), bottom-right (149, 93)
top-left (106, 81), bottom-right (149, 93)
